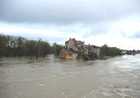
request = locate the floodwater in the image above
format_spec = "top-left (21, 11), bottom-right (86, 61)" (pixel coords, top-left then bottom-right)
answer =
top-left (0, 55), bottom-right (140, 98)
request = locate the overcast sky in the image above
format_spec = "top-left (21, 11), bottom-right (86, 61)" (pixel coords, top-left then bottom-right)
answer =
top-left (0, 0), bottom-right (140, 49)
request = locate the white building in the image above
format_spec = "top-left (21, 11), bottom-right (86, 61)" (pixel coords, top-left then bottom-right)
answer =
top-left (65, 38), bottom-right (84, 52)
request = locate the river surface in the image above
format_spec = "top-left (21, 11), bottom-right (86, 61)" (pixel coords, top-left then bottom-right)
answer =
top-left (0, 55), bottom-right (140, 98)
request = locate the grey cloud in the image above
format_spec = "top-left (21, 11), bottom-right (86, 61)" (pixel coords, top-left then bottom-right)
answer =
top-left (0, 0), bottom-right (140, 24)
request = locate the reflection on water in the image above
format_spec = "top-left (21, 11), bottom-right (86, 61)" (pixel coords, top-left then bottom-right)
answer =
top-left (0, 55), bottom-right (140, 98)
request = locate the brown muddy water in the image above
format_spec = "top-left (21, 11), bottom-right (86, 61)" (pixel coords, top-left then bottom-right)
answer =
top-left (0, 55), bottom-right (140, 98)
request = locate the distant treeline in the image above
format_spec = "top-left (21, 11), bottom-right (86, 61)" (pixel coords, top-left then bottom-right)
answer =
top-left (100, 44), bottom-right (122, 57)
top-left (0, 34), bottom-right (63, 57)
top-left (100, 45), bottom-right (140, 59)
top-left (0, 34), bottom-right (139, 58)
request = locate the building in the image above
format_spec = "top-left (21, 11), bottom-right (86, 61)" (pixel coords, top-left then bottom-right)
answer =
top-left (65, 38), bottom-right (84, 52)
top-left (89, 45), bottom-right (101, 58)
top-left (7, 37), bottom-right (26, 48)
top-left (61, 38), bottom-right (101, 60)
top-left (59, 48), bottom-right (77, 59)
top-left (7, 40), bottom-right (18, 48)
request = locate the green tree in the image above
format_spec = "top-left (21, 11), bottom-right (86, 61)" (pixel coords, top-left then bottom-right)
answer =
top-left (100, 44), bottom-right (121, 57)
top-left (52, 43), bottom-right (64, 56)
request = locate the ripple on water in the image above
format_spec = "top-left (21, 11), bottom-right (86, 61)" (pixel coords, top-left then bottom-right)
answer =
top-left (0, 55), bottom-right (140, 98)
